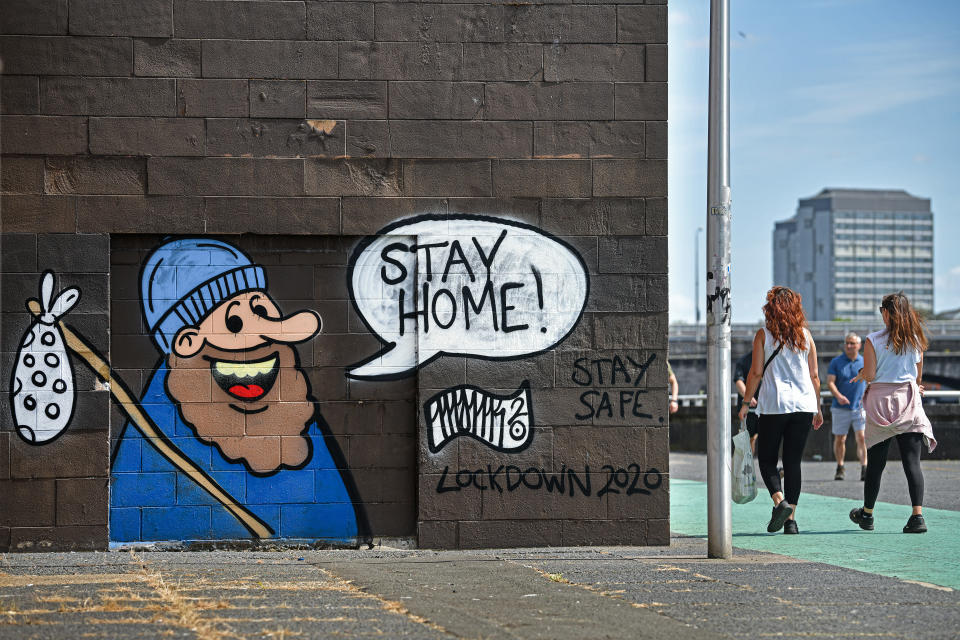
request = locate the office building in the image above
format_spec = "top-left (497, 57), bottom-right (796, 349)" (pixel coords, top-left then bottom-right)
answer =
top-left (773, 188), bottom-right (934, 321)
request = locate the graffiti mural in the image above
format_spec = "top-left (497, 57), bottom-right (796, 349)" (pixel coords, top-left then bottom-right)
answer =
top-left (346, 214), bottom-right (590, 380)
top-left (424, 381), bottom-right (534, 454)
top-left (108, 238), bottom-right (365, 542)
top-left (10, 271), bottom-right (80, 445)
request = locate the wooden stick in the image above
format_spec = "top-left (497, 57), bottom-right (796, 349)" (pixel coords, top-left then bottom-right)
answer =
top-left (27, 300), bottom-right (272, 539)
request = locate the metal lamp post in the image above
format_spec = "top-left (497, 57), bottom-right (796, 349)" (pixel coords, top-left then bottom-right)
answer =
top-left (706, 0), bottom-right (733, 559)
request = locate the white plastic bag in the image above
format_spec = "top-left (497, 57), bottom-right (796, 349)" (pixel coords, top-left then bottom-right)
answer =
top-left (731, 422), bottom-right (758, 504)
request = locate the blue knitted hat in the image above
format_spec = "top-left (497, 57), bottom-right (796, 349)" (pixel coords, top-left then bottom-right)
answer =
top-left (140, 238), bottom-right (266, 353)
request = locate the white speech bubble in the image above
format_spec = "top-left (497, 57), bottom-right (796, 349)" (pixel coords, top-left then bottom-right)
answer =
top-left (347, 214), bottom-right (589, 379)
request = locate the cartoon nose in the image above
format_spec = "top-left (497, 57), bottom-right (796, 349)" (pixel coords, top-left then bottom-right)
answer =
top-left (261, 309), bottom-right (321, 343)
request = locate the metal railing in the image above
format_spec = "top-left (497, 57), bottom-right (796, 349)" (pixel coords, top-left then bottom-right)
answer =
top-left (677, 389), bottom-right (960, 407)
top-left (670, 321), bottom-right (960, 339)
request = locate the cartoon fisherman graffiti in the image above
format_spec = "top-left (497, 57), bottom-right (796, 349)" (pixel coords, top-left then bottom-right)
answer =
top-left (105, 238), bottom-right (365, 543)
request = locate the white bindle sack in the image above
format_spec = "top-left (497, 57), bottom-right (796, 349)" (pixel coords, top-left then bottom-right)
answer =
top-left (731, 422), bottom-right (758, 504)
top-left (9, 271), bottom-right (80, 445)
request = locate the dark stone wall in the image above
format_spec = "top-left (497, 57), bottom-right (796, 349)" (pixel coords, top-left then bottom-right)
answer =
top-left (0, 0), bottom-right (668, 550)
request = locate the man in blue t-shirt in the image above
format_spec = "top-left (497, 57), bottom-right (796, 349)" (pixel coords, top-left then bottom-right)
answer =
top-left (827, 332), bottom-right (867, 481)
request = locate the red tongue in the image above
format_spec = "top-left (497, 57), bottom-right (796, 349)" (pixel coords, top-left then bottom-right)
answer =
top-left (229, 384), bottom-right (264, 399)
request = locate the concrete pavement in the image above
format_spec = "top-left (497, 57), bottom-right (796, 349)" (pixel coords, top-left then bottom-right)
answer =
top-left (2, 453), bottom-right (959, 639)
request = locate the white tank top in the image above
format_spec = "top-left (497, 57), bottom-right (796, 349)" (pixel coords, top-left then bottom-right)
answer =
top-left (757, 327), bottom-right (819, 415)
top-left (867, 329), bottom-right (921, 384)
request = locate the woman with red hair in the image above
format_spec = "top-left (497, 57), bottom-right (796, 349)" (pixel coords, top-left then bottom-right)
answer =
top-left (849, 292), bottom-right (935, 534)
top-left (739, 287), bottom-right (824, 534)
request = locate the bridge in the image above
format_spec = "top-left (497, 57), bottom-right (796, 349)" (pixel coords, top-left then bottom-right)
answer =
top-left (669, 320), bottom-right (960, 395)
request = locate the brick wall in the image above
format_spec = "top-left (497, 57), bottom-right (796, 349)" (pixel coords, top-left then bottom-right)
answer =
top-left (0, 0), bottom-right (668, 550)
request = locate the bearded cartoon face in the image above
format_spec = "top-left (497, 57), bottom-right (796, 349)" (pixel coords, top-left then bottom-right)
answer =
top-left (166, 290), bottom-right (321, 474)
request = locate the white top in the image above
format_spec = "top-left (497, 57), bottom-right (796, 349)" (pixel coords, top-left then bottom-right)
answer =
top-left (867, 329), bottom-right (921, 384)
top-left (757, 327), bottom-right (819, 415)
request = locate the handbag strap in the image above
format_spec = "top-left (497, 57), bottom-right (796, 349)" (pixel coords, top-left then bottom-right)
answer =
top-left (747, 341), bottom-right (784, 406)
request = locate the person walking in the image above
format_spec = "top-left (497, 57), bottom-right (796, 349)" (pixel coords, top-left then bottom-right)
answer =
top-left (827, 333), bottom-right (868, 481)
top-left (849, 292), bottom-right (936, 534)
top-left (667, 360), bottom-right (679, 414)
top-left (739, 287), bottom-right (823, 534)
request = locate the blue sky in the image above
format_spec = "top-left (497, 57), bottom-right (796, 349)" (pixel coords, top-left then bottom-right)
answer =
top-left (669, 0), bottom-right (960, 323)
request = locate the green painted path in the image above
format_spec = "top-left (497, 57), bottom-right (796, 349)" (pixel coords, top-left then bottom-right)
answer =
top-left (670, 478), bottom-right (960, 590)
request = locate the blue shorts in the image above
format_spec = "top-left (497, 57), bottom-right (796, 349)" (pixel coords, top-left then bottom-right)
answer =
top-left (831, 407), bottom-right (865, 436)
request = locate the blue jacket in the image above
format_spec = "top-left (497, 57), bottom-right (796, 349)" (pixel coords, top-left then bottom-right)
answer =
top-left (110, 361), bottom-right (359, 543)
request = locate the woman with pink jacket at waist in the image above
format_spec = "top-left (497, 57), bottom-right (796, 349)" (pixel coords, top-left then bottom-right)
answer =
top-left (849, 292), bottom-right (936, 534)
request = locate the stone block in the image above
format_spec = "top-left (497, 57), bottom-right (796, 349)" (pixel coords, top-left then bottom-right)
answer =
top-left (307, 81), bottom-right (387, 119)
top-left (77, 196), bottom-right (204, 233)
top-left (348, 376), bottom-right (416, 402)
top-left (205, 118), bottom-right (345, 158)
top-left (617, 5), bottom-right (667, 44)
top-left (40, 77), bottom-right (176, 116)
top-left (544, 44), bottom-right (644, 82)
top-left (0, 0), bottom-right (67, 34)
top-left (553, 426), bottom-right (644, 469)
top-left (7, 525), bottom-right (107, 551)
top-left (615, 82), bottom-right (667, 120)
top-left (364, 502), bottom-right (416, 536)
top-left (0, 478), bottom-right (55, 526)
top-left (1, 157), bottom-right (43, 193)
top-left (418, 520), bottom-right (457, 549)
top-left (56, 477), bottom-right (109, 526)
top-left (177, 79), bottom-right (248, 117)
top-left (593, 313), bottom-right (665, 350)
top-left (0, 233), bottom-right (37, 272)
top-left (305, 159), bottom-right (402, 197)
top-left (0, 116), bottom-right (86, 155)
top-left (598, 236), bottom-right (667, 274)
top-left (390, 121), bottom-right (532, 159)
top-left (204, 196), bottom-right (339, 235)
top-left (646, 121), bottom-right (666, 159)
top-left (645, 426), bottom-right (669, 472)
top-left (419, 474), bottom-right (481, 520)
top-left (539, 198), bottom-right (643, 236)
top-left (318, 401), bottom-right (382, 437)
top-left (492, 160), bottom-right (590, 198)
top-left (593, 159), bottom-right (666, 198)
top-left (535, 121), bottom-right (645, 159)
top-left (148, 157), bottom-right (304, 196)
top-left (250, 80), bottom-right (306, 118)
top-left (459, 520), bottom-right (562, 549)
top-left (646, 44), bottom-right (667, 82)
top-left (346, 120), bottom-right (390, 157)
top-left (307, 2), bottom-right (373, 41)
top-left (70, 0), bottom-right (172, 37)
top-left (464, 353), bottom-right (555, 389)
top-left (447, 197), bottom-right (538, 222)
top-left (485, 82), bottom-right (614, 120)
top-left (457, 427), bottom-right (555, 472)
top-left (461, 43), bottom-right (543, 81)
top-left (403, 160), bottom-right (491, 197)
top-left (389, 82), bottom-right (484, 120)
top-left (340, 42), bottom-right (462, 81)
top-left (175, 0), bottom-right (305, 39)
top-left (417, 356), bottom-right (466, 390)
top-left (346, 434), bottom-right (415, 469)
top-left (44, 157), bottom-right (146, 195)
top-left (202, 39), bottom-right (337, 79)
top-left (1, 75), bottom-right (39, 114)
top-left (606, 473), bottom-right (669, 520)
top-left (134, 38), bottom-right (201, 77)
top-left (560, 520), bottom-right (645, 546)
top-left (0, 195), bottom-right (75, 232)
top-left (37, 233), bottom-right (109, 272)
top-left (341, 197), bottom-right (447, 234)
top-left (375, 4), bottom-right (505, 42)
top-left (585, 274), bottom-right (646, 313)
top-left (503, 5), bottom-right (616, 43)
top-left (89, 117), bottom-right (204, 156)
top-left (647, 517), bottom-right (669, 545)
top-left (9, 428), bottom-right (108, 479)
top-left (646, 197), bottom-right (666, 235)
top-left (0, 36), bottom-right (131, 75)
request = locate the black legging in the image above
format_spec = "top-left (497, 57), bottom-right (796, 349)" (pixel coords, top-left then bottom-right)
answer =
top-left (864, 433), bottom-right (924, 509)
top-left (757, 413), bottom-right (813, 505)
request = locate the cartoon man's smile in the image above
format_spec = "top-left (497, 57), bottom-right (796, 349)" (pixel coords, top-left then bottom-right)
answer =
top-left (209, 351), bottom-right (280, 403)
